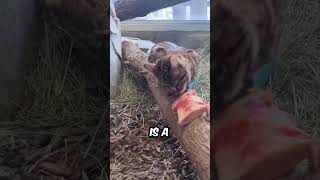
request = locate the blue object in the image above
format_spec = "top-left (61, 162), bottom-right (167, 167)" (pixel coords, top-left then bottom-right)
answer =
top-left (146, 48), bottom-right (152, 56)
top-left (254, 62), bottom-right (274, 89)
top-left (189, 81), bottom-right (198, 90)
top-left (254, 52), bottom-right (279, 89)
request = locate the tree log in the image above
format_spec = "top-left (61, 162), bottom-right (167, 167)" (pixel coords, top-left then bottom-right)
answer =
top-left (115, 0), bottom-right (190, 21)
top-left (122, 41), bottom-right (210, 180)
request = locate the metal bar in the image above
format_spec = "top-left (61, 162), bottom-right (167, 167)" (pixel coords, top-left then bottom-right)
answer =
top-left (120, 20), bottom-right (210, 32)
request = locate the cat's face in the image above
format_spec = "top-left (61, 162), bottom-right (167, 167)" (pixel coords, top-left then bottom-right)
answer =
top-left (144, 49), bottom-right (199, 97)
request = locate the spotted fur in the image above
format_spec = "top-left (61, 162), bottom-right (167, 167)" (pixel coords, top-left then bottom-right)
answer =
top-left (144, 43), bottom-right (199, 98)
top-left (213, 0), bottom-right (281, 116)
top-left (148, 41), bottom-right (187, 63)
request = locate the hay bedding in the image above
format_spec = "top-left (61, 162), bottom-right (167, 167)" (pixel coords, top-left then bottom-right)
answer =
top-left (272, 0), bottom-right (320, 134)
top-left (109, 0), bottom-right (320, 178)
top-left (0, 0), bottom-right (318, 179)
top-left (110, 46), bottom-right (210, 179)
top-left (110, 0), bottom-right (320, 179)
top-left (0, 25), bottom-right (107, 180)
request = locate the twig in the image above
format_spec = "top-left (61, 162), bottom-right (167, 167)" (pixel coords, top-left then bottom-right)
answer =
top-left (83, 108), bottom-right (107, 159)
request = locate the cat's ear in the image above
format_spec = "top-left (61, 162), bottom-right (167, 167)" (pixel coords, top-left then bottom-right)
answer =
top-left (153, 46), bottom-right (167, 59)
top-left (186, 49), bottom-right (199, 60)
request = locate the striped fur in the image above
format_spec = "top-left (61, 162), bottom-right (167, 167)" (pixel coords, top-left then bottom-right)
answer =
top-left (213, 0), bottom-right (281, 116)
top-left (145, 42), bottom-right (199, 98)
top-left (148, 41), bottom-right (187, 63)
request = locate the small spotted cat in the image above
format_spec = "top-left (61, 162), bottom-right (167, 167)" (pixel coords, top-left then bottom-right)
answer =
top-left (144, 42), bottom-right (199, 98)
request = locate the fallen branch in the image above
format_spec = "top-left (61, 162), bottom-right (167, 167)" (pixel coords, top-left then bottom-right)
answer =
top-left (122, 41), bottom-right (210, 180)
top-left (115, 0), bottom-right (190, 21)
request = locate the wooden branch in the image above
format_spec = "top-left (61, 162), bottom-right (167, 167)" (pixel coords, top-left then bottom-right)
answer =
top-left (122, 41), bottom-right (210, 180)
top-left (115, 0), bottom-right (190, 21)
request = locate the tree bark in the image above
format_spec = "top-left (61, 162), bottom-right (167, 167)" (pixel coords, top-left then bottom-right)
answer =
top-left (115, 0), bottom-right (190, 21)
top-left (122, 41), bottom-right (210, 180)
